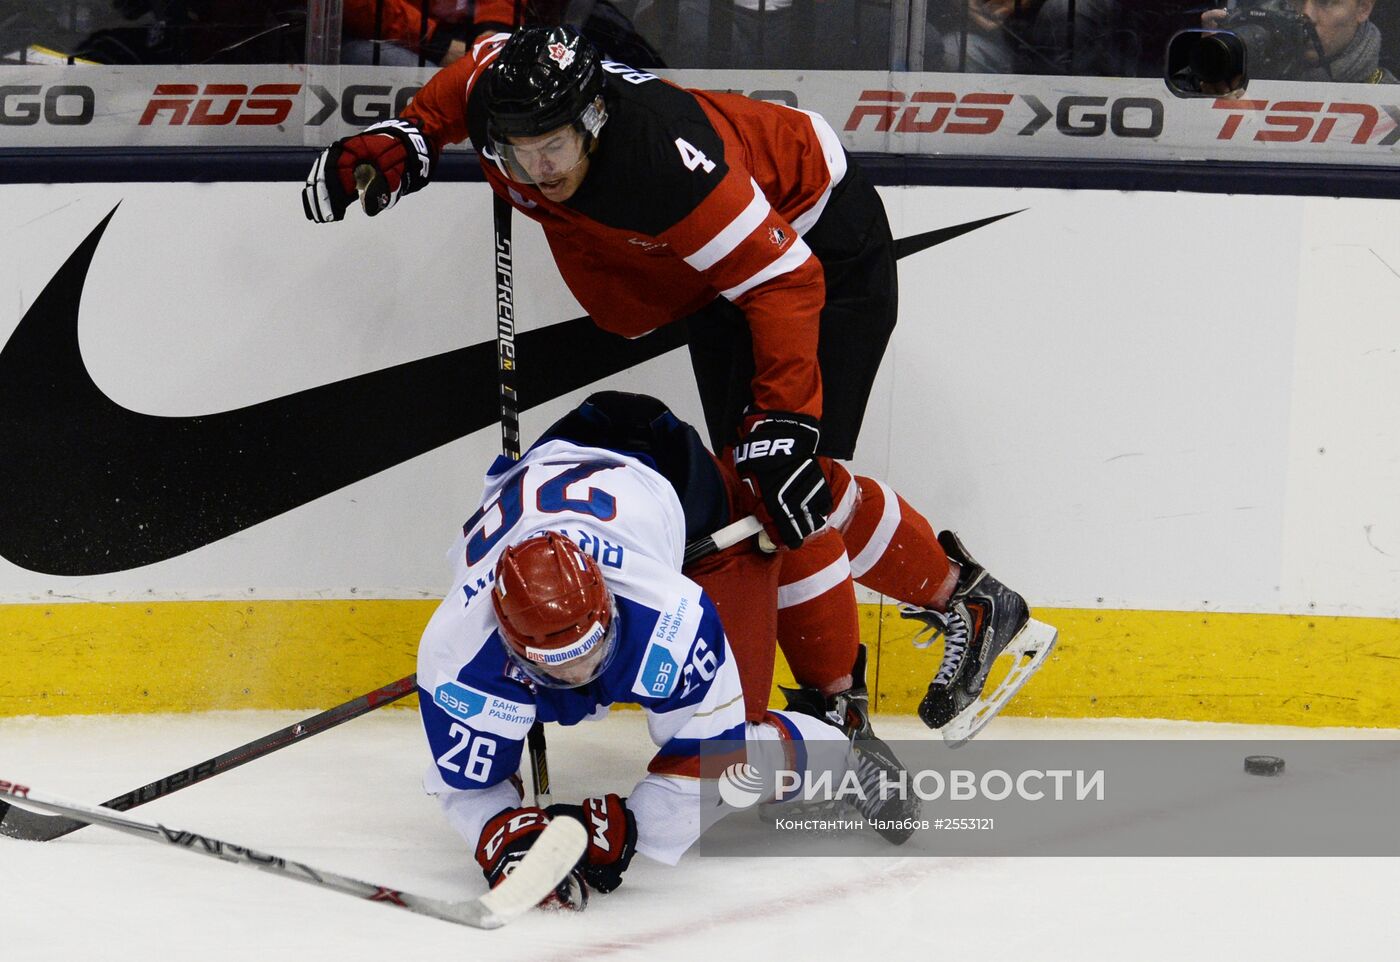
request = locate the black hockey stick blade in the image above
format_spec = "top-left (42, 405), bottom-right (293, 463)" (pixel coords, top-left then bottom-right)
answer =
top-left (0, 673), bottom-right (418, 842)
top-left (0, 779), bottom-right (586, 929)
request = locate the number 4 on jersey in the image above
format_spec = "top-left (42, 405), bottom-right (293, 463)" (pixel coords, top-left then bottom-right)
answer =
top-left (674, 138), bottom-right (716, 174)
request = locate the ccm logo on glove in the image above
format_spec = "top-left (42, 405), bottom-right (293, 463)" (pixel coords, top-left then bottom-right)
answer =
top-left (475, 805), bottom-right (589, 911)
top-left (546, 794), bottom-right (637, 894)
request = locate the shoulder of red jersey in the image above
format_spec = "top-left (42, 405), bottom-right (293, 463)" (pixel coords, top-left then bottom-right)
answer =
top-left (404, 31), bottom-right (510, 152)
top-left (559, 62), bottom-right (733, 236)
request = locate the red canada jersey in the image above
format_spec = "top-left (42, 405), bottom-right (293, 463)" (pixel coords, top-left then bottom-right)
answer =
top-left (403, 33), bottom-right (849, 420)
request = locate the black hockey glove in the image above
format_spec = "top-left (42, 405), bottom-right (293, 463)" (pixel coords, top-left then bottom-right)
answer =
top-left (546, 794), bottom-right (638, 894)
top-left (733, 412), bottom-right (832, 549)
top-left (475, 806), bottom-right (588, 912)
top-left (302, 118), bottom-right (435, 223)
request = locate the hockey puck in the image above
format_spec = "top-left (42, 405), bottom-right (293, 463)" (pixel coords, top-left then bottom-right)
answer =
top-left (1244, 755), bottom-right (1285, 776)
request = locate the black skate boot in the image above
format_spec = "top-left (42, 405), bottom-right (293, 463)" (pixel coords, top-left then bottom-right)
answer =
top-left (847, 737), bottom-right (921, 845)
top-left (779, 644), bottom-right (876, 740)
top-left (780, 646), bottom-right (919, 842)
top-left (901, 530), bottom-right (1031, 731)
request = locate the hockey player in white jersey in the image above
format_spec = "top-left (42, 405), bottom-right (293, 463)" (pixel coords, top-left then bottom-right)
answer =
top-left (417, 393), bottom-right (918, 910)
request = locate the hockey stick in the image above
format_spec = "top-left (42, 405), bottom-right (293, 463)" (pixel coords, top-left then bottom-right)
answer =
top-left (682, 513), bottom-right (768, 566)
top-left (493, 191), bottom-right (522, 462)
top-left (0, 515), bottom-right (766, 845)
top-left (0, 779), bottom-right (586, 930)
top-left (492, 189), bottom-right (553, 807)
top-left (0, 674), bottom-right (418, 843)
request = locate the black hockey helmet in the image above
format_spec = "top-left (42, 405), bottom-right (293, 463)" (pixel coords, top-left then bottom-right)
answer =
top-left (486, 26), bottom-right (606, 140)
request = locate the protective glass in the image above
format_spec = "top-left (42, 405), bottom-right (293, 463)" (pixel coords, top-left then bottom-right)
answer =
top-left (502, 604), bottom-right (620, 689)
top-left (487, 100), bottom-right (605, 186)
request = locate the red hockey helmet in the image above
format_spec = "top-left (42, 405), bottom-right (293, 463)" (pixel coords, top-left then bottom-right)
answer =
top-left (492, 531), bottom-right (618, 688)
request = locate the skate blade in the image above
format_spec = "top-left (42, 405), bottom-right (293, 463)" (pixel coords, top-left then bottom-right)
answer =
top-left (941, 619), bottom-right (1058, 748)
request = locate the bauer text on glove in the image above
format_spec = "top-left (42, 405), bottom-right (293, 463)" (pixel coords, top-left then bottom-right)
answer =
top-left (733, 412), bottom-right (832, 549)
top-left (301, 118), bottom-right (435, 223)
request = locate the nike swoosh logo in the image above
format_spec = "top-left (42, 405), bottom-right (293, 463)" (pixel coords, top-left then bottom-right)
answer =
top-left (0, 204), bottom-right (1018, 575)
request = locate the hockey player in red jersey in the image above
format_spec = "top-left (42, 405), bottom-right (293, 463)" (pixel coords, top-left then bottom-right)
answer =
top-left (302, 26), bottom-right (1057, 744)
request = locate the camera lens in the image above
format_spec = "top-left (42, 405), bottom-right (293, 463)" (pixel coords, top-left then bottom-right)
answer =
top-left (1189, 32), bottom-right (1245, 84)
top-left (1164, 28), bottom-right (1248, 96)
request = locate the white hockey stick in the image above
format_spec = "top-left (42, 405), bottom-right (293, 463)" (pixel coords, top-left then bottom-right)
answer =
top-left (0, 779), bottom-right (586, 930)
top-left (682, 514), bottom-right (776, 567)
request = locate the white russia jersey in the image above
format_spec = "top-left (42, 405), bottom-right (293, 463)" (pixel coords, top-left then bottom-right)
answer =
top-left (437, 436), bottom-right (685, 613)
top-left (416, 440), bottom-right (739, 858)
top-left (417, 440), bottom-right (688, 707)
top-left (415, 438), bottom-right (848, 865)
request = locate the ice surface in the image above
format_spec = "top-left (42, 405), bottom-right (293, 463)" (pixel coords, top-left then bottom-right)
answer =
top-left (3, 711), bottom-right (1397, 961)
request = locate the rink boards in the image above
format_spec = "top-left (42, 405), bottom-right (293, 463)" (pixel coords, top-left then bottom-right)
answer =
top-left (1, 180), bottom-right (1397, 726)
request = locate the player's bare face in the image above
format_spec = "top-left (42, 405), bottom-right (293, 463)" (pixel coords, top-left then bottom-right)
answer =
top-left (506, 125), bottom-right (590, 201)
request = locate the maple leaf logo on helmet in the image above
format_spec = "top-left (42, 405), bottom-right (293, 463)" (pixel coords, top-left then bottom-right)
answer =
top-left (546, 41), bottom-right (576, 69)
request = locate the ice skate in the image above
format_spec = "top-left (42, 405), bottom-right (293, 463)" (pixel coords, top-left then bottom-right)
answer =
top-left (779, 646), bottom-right (917, 841)
top-left (900, 530), bottom-right (1058, 747)
top-left (845, 736), bottom-right (920, 844)
top-left (779, 643), bottom-right (876, 741)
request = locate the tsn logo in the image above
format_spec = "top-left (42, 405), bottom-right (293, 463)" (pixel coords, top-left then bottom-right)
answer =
top-left (1212, 99), bottom-right (1400, 145)
top-left (140, 83), bottom-right (301, 126)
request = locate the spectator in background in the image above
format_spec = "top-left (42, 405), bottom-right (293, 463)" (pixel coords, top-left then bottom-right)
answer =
top-left (926, 0), bottom-right (1136, 75)
top-left (633, 0), bottom-right (890, 69)
top-left (1202, 0), bottom-right (1396, 83)
top-left (926, 0), bottom-right (1024, 72)
top-left (342, 0), bottom-right (479, 65)
top-left (73, 0), bottom-right (304, 63)
top-left (343, 0), bottom-right (663, 67)
top-left (559, 0), bottom-right (666, 66)
top-left (1026, 0), bottom-right (1137, 74)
